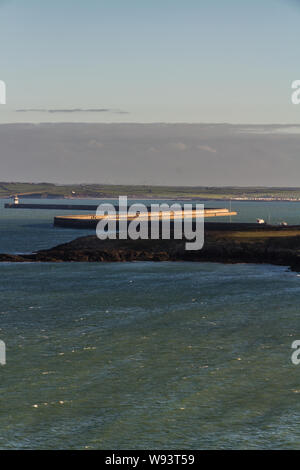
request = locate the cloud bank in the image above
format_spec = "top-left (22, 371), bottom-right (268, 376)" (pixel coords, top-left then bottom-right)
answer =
top-left (16, 108), bottom-right (129, 114)
top-left (1, 123), bottom-right (300, 186)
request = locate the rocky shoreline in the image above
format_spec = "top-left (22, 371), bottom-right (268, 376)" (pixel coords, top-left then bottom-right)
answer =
top-left (2, 226), bottom-right (300, 271)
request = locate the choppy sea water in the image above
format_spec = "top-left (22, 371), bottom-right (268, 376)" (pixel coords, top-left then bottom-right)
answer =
top-left (1, 199), bottom-right (300, 449)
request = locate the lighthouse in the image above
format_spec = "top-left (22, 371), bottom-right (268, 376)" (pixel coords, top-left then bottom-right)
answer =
top-left (14, 195), bottom-right (19, 205)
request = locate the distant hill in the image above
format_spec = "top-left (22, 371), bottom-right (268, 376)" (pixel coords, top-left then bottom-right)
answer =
top-left (2, 182), bottom-right (300, 201)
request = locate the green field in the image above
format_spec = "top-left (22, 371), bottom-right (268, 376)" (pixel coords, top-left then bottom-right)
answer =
top-left (2, 182), bottom-right (300, 200)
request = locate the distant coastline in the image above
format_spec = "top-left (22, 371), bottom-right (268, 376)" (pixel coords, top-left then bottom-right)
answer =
top-left (2, 196), bottom-right (300, 202)
top-left (2, 182), bottom-right (300, 202)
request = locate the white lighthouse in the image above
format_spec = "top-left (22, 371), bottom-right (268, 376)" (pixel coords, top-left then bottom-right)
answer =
top-left (13, 195), bottom-right (19, 205)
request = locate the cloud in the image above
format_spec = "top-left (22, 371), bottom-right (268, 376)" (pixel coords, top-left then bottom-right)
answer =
top-left (2, 122), bottom-right (300, 186)
top-left (237, 125), bottom-right (300, 135)
top-left (147, 146), bottom-right (159, 153)
top-left (16, 108), bottom-right (129, 114)
top-left (87, 139), bottom-right (103, 149)
top-left (170, 142), bottom-right (187, 151)
top-left (197, 145), bottom-right (217, 153)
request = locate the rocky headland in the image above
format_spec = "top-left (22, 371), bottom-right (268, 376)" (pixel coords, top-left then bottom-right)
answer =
top-left (2, 224), bottom-right (300, 271)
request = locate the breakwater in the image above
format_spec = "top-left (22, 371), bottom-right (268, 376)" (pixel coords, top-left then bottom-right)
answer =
top-left (53, 208), bottom-right (237, 228)
top-left (5, 202), bottom-right (104, 210)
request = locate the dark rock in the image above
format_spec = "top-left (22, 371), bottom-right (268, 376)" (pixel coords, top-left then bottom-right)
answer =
top-left (3, 226), bottom-right (300, 271)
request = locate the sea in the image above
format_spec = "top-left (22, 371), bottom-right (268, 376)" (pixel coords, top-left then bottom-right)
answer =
top-left (1, 198), bottom-right (300, 449)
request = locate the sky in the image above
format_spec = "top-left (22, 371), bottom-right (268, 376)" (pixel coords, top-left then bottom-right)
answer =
top-left (1, 1), bottom-right (300, 186)
top-left (0, 0), bottom-right (300, 124)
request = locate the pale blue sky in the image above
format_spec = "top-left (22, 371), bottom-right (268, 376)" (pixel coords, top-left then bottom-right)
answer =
top-left (0, 0), bottom-right (300, 123)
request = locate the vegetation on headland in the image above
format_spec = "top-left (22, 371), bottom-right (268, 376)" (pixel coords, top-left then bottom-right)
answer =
top-left (2, 182), bottom-right (300, 201)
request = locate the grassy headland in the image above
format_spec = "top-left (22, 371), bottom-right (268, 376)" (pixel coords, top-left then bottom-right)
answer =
top-left (2, 182), bottom-right (300, 201)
